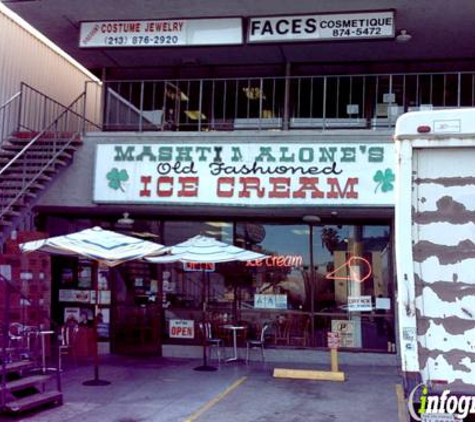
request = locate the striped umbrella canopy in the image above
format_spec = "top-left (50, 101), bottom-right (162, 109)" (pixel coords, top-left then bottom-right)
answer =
top-left (20, 226), bottom-right (165, 266)
top-left (145, 234), bottom-right (266, 264)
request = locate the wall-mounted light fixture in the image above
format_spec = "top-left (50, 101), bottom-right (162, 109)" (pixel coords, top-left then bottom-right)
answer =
top-left (117, 212), bottom-right (134, 226)
top-left (396, 29), bottom-right (412, 43)
top-left (302, 215), bottom-right (321, 224)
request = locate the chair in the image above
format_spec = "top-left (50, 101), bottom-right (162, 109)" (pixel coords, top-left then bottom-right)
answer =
top-left (289, 316), bottom-right (311, 347)
top-left (246, 324), bottom-right (269, 363)
top-left (199, 322), bottom-right (223, 362)
top-left (59, 320), bottom-right (79, 370)
top-left (273, 316), bottom-right (292, 346)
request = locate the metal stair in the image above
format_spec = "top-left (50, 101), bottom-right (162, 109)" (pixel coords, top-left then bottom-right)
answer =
top-left (1, 274), bottom-right (63, 416)
top-left (0, 83), bottom-right (100, 249)
top-left (1, 359), bottom-right (62, 415)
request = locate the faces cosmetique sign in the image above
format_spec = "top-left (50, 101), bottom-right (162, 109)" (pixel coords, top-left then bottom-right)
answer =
top-left (248, 11), bottom-right (394, 43)
top-left (80, 18), bottom-right (242, 47)
top-left (93, 143), bottom-right (395, 206)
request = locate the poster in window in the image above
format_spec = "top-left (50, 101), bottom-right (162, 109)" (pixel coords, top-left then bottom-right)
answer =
top-left (79, 308), bottom-right (93, 326)
top-left (98, 267), bottom-right (109, 290)
top-left (59, 289), bottom-right (75, 302)
top-left (64, 307), bottom-right (80, 324)
top-left (78, 263), bottom-right (92, 288)
top-left (61, 268), bottom-right (74, 285)
top-left (96, 308), bottom-right (110, 340)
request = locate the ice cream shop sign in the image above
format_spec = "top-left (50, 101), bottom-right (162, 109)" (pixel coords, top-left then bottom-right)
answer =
top-left (93, 143), bottom-right (395, 206)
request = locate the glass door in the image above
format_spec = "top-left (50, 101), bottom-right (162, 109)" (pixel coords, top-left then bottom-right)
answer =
top-left (111, 262), bottom-right (161, 355)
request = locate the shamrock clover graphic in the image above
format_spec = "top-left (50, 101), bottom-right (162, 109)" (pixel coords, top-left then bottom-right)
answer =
top-left (373, 168), bottom-right (395, 193)
top-left (106, 168), bottom-right (129, 192)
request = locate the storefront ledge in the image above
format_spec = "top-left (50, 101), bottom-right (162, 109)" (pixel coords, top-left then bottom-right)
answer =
top-left (162, 345), bottom-right (398, 367)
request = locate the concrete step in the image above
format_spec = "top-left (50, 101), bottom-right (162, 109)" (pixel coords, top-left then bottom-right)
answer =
top-left (0, 190), bottom-right (37, 199)
top-left (0, 149), bottom-right (74, 160)
top-left (3, 360), bottom-right (35, 374)
top-left (1, 146), bottom-right (77, 157)
top-left (0, 157), bottom-right (69, 167)
top-left (12, 130), bottom-right (80, 141)
top-left (0, 219), bottom-right (14, 227)
top-left (1, 172), bottom-right (53, 182)
top-left (2, 375), bottom-right (52, 393)
top-left (0, 203), bottom-right (29, 213)
top-left (5, 166), bottom-right (57, 174)
top-left (0, 209), bottom-right (21, 217)
top-left (4, 390), bottom-right (62, 413)
top-left (0, 181), bottom-right (46, 190)
top-left (8, 137), bottom-right (81, 147)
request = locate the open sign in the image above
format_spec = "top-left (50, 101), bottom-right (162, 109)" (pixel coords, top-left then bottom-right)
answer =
top-left (169, 319), bottom-right (195, 339)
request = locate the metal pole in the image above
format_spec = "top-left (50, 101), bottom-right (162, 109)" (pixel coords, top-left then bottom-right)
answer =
top-left (83, 261), bottom-right (110, 386)
top-left (1, 278), bottom-right (10, 409)
top-left (194, 270), bottom-right (216, 371)
top-left (198, 80), bottom-right (203, 132)
top-left (309, 226), bottom-right (316, 347)
top-left (283, 62), bottom-right (291, 130)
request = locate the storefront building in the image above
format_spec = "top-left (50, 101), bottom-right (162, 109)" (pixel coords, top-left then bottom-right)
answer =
top-left (32, 131), bottom-right (395, 355)
top-left (2, 1), bottom-right (475, 359)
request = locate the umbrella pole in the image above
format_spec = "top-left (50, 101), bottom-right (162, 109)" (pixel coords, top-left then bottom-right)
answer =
top-left (194, 270), bottom-right (216, 372)
top-left (83, 261), bottom-right (111, 386)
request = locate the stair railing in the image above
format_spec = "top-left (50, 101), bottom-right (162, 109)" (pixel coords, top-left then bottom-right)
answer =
top-left (0, 91), bottom-right (22, 151)
top-left (0, 85), bottom-right (101, 228)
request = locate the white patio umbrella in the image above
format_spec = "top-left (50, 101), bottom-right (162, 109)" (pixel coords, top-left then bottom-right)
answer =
top-left (146, 235), bottom-right (267, 371)
top-left (20, 226), bottom-right (166, 385)
top-left (20, 226), bottom-right (165, 267)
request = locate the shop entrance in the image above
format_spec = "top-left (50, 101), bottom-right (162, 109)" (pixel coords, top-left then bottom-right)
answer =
top-left (111, 261), bottom-right (161, 355)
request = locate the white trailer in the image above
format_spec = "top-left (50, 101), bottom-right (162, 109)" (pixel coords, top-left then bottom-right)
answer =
top-left (395, 108), bottom-right (475, 397)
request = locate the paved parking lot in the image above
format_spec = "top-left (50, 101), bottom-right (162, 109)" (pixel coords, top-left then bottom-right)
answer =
top-left (0, 355), bottom-right (402, 422)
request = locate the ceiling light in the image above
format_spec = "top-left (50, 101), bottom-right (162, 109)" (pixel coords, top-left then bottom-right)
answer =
top-left (396, 29), bottom-right (412, 43)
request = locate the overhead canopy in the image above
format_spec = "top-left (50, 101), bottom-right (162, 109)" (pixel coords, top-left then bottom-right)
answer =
top-left (20, 226), bottom-right (165, 267)
top-left (145, 234), bottom-right (266, 264)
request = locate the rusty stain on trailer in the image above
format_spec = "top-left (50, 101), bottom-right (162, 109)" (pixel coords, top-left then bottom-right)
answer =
top-left (413, 239), bottom-right (475, 264)
top-left (414, 176), bottom-right (475, 187)
top-left (418, 345), bottom-right (474, 373)
top-left (414, 196), bottom-right (475, 225)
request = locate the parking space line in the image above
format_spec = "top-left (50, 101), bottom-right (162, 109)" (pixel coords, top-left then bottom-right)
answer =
top-left (183, 376), bottom-right (248, 422)
top-left (396, 383), bottom-right (407, 422)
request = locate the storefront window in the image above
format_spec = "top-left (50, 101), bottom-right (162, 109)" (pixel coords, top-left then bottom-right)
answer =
top-left (162, 221), bottom-right (234, 345)
top-left (235, 223), bottom-right (312, 348)
top-left (44, 215), bottom-right (394, 353)
top-left (312, 225), bottom-right (394, 351)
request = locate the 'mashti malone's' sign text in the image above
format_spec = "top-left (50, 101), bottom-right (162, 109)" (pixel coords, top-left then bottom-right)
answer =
top-left (93, 142), bottom-right (395, 206)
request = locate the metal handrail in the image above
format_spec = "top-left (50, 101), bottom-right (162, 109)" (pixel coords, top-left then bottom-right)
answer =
top-left (0, 91), bottom-right (22, 150)
top-left (0, 132), bottom-right (80, 221)
top-left (0, 92), bottom-right (21, 110)
top-left (0, 84), bottom-right (100, 238)
top-left (104, 70), bottom-right (475, 84)
top-left (0, 91), bottom-right (85, 177)
top-left (18, 83), bottom-right (101, 131)
top-left (103, 70), bottom-right (473, 132)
